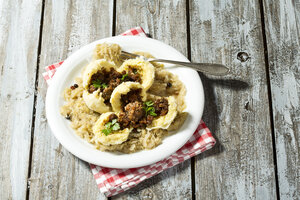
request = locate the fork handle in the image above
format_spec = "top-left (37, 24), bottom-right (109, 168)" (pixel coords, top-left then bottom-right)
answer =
top-left (150, 59), bottom-right (229, 75)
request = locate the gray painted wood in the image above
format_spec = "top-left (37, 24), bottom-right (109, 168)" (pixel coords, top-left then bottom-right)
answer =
top-left (262, 0), bottom-right (300, 199)
top-left (189, 0), bottom-right (277, 199)
top-left (27, 0), bottom-right (113, 199)
top-left (2, 0), bottom-right (299, 199)
top-left (112, 0), bottom-right (192, 199)
top-left (0, 0), bottom-right (43, 199)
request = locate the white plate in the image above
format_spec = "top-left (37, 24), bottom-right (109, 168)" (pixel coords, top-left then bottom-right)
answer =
top-left (46, 36), bottom-right (204, 168)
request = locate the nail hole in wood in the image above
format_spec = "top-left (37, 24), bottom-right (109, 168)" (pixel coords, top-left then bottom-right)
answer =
top-left (237, 52), bottom-right (250, 62)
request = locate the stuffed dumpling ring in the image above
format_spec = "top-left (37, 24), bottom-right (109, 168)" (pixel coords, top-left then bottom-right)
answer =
top-left (82, 59), bottom-right (117, 113)
top-left (110, 82), bottom-right (147, 113)
top-left (117, 58), bottom-right (155, 91)
top-left (92, 112), bottom-right (132, 146)
top-left (147, 96), bottom-right (178, 130)
top-left (82, 59), bottom-right (116, 89)
top-left (82, 91), bottom-right (110, 113)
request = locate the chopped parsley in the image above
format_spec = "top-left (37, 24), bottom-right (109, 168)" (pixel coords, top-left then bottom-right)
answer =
top-left (121, 73), bottom-right (128, 81)
top-left (101, 83), bottom-right (108, 88)
top-left (143, 101), bottom-right (157, 116)
top-left (92, 79), bottom-right (108, 89)
top-left (101, 119), bottom-right (121, 136)
top-left (101, 128), bottom-right (111, 136)
top-left (145, 101), bottom-right (154, 107)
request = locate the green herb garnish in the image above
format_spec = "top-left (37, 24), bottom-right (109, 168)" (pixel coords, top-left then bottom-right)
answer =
top-left (144, 101), bottom-right (157, 116)
top-left (148, 107), bottom-right (157, 116)
top-left (112, 122), bottom-right (120, 131)
top-left (92, 80), bottom-right (108, 89)
top-left (121, 73), bottom-right (128, 81)
top-left (101, 119), bottom-right (121, 136)
top-left (101, 83), bottom-right (108, 88)
top-left (92, 79), bottom-right (102, 88)
top-left (101, 128), bottom-right (111, 136)
top-left (145, 101), bottom-right (154, 107)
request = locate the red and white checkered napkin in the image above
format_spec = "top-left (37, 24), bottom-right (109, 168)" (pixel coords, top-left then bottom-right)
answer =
top-left (43, 27), bottom-right (216, 197)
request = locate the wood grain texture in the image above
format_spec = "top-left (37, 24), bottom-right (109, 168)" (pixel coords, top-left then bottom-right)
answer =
top-left (189, 0), bottom-right (277, 199)
top-left (0, 0), bottom-right (42, 199)
top-left (262, 0), bottom-right (300, 199)
top-left (112, 0), bottom-right (192, 199)
top-left (27, 0), bottom-right (113, 199)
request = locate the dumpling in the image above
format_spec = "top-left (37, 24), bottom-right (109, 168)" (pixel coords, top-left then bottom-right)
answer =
top-left (82, 91), bottom-right (110, 113)
top-left (82, 59), bottom-right (116, 113)
top-left (82, 59), bottom-right (116, 89)
top-left (110, 82), bottom-right (147, 113)
top-left (92, 112), bottom-right (131, 145)
top-left (147, 96), bottom-right (178, 129)
top-left (117, 58), bottom-right (155, 91)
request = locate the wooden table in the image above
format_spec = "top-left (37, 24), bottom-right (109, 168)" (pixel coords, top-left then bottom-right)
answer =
top-left (1, 0), bottom-right (299, 199)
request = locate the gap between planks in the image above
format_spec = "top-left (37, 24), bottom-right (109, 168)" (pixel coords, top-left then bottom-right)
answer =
top-left (258, 0), bottom-right (280, 199)
top-left (109, 1), bottom-right (118, 199)
top-left (112, 0), bottom-right (117, 37)
top-left (185, 0), bottom-right (196, 200)
top-left (26, 0), bottom-right (46, 200)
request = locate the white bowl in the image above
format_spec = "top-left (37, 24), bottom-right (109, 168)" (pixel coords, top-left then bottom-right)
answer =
top-left (46, 36), bottom-right (204, 168)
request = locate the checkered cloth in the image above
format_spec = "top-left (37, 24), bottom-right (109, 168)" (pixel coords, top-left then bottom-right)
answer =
top-left (43, 27), bottom-right (216, 197)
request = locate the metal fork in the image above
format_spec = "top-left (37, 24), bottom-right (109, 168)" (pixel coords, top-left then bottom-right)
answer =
top-left (120, 51), bottom-right (229, 75)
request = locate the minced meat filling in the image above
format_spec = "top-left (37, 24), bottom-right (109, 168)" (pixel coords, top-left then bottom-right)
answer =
top-left (108, 113), bottom-right (118, 121)
top-left (154, 98), bottom-right (169, 116)
top-left (121, 89), bottom-right (143, 105)
top-left (118, 89), bottom-right (153, 129)
top-left (118, 93), bottom-right (169, 129)
top-left (88, 69), bottom-right (115, 93)
top-left (119, 101), bottom-right (145, 128)
top-left (127, 67), bottom-right (141, 82)
top-left (124, 102), bottom-right (145, 122)
top-left (120, 67), bottom-right (141, 83)
top-left (88, 68), bottom-right (142, 104)
top-left (118, 102), bottom-right (154, 129)
top-left (102, 78), bottom-right (121, 102)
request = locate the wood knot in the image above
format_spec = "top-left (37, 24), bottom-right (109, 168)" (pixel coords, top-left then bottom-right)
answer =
top-left (244, 101), bottom-right (250, 110)
top-left (141, 188), bottom-right (154, 200)
top-left (244, 101), bottom-right (253, 111)
top-left (237, 52), bottom-right (250, 62)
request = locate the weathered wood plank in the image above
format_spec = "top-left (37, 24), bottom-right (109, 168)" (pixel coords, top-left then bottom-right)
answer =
top-left (112, 0), bottom-right (192, 199)
top-left (0, 0), bottom-right (43, 199)
top-left (262, 0), bottom-right (300, 199)
top-left (189, 0), bottom-right (277, 199)
top-left (28, 0), bottom-right (113, 199)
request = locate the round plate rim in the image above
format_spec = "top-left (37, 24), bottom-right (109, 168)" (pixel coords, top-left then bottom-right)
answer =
top-left (45, 36), bottom-right (204, 168)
